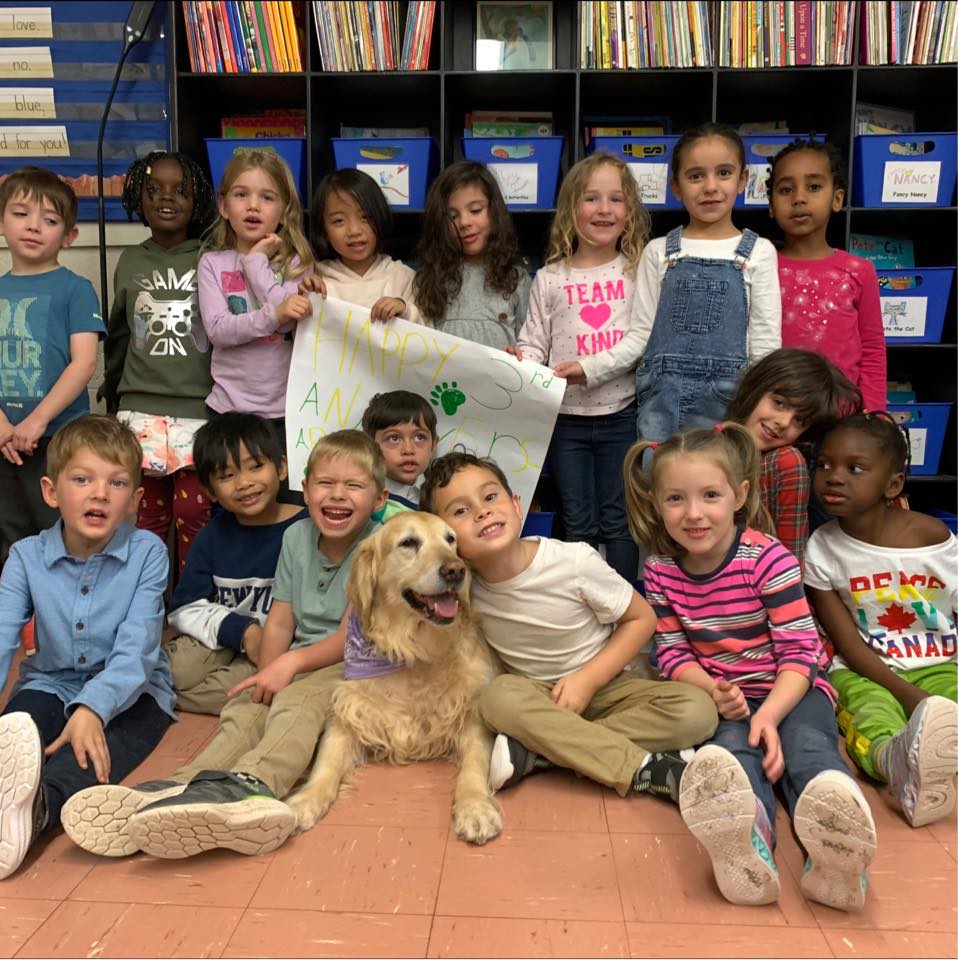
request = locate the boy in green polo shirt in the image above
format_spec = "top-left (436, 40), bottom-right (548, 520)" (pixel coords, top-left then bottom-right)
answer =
top-left (61, 431), bottom-right (386, 860)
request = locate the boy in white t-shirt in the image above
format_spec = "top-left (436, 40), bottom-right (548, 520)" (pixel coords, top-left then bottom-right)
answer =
top-left (421, 452), bottom-right (718, 799)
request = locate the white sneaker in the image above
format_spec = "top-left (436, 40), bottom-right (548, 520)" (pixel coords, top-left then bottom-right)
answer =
top-left (793, 770), bottom-right (877, 912)
top-left (679, 744), bottom-right (780, 906)
top-left (0, 713), bottom-right (44, 879)
top-left (879, 696), bottom-right (958, 827)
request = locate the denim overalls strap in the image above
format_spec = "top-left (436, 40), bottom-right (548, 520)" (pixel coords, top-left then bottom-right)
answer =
top-left (634, 228), bottom-right (756, 441)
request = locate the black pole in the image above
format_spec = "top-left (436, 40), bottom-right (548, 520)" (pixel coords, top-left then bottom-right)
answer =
top-left (96, 1), bottom-right (158, 319)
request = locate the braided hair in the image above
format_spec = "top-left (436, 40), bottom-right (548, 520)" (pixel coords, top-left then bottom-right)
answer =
top-left (121, 151), bottom-right (215, 235)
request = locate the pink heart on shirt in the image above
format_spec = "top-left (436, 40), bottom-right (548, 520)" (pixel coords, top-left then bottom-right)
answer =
top-left (221, 270), bottom-right (246, 293)
top-left (579, 303), bottom-right (611, 330)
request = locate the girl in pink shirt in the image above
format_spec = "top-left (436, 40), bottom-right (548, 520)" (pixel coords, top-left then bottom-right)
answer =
top-left (516, 153), bottom-right (651, 581)
top-left (770, 139), bottom-right (887, 411)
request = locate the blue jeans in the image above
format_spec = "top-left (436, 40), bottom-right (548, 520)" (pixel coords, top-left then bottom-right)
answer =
top-left (708, 687), bottom-right (847, 846)
top-left (548, 401), bottom-right (639, 582)
top-left (3, 690), bottom-right (172, 829)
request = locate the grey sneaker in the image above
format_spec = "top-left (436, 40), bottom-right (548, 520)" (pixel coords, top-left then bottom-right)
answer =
top-left (679, 744), bottom-right (780, 906)
top-left (877, 695), bottom-right (958, 827)
top-left (61, 779), bottom-right (187, 856)
top-left (631, 750), bottom-right (694, 804)
top-left (488, 734), bottom-right (539, 792)
top-left (793, 769), bottom-right (876, 913)
top-left (130, 770), bottom-right (296, 859)
top-left (0, 712), bottom-right (45, 880)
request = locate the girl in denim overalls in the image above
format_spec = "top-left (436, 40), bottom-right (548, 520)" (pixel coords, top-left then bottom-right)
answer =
top-left (562, 124), bottom-right (782, 445)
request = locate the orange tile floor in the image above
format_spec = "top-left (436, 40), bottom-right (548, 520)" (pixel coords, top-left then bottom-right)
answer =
top-left (1, 709), bottom-right (956, 959)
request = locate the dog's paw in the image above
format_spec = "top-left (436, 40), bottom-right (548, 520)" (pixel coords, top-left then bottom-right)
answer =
top-left (453, 797), bottom-right (503, 845)
top-left (286, 791), bottom-right (331, 833)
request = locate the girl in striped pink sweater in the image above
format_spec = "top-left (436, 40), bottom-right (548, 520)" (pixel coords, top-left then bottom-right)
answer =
top-left (624, 423), bottom-right (876, 913)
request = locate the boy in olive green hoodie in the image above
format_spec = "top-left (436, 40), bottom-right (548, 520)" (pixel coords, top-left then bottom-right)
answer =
top-left (100, 152), bottom-right (216, 574)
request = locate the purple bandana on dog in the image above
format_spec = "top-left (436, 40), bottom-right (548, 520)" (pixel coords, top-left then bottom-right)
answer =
top-left (343, 612), bottom-right (407, 680)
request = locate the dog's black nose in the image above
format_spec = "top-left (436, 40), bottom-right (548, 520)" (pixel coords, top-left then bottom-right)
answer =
top-left (440, 560), bottom-right (465, 587)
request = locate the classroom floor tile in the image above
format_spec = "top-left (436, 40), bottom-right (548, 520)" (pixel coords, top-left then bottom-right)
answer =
top-left (1, 711), bottom-right (955, 957)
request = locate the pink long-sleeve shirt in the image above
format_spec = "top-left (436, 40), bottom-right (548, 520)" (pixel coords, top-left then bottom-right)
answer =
top-left (198, 250), bottom-right (307, 418)
top-left (778, 250), bottom-right (886, 411)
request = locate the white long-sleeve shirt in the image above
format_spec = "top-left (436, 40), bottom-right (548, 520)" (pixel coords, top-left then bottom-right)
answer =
top-left (578, 234), bottom-right (782, 388)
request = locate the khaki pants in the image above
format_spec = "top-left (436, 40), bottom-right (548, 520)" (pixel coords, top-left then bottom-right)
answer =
top-left (165, 634), bottom-right (257, 715)
top-left (479, 672), bottom-right (718, 796)
top-left (171, 663), bottom-right (344, 798)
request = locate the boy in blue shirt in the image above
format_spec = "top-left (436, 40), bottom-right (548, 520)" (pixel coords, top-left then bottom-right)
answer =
top-left (0, 167), bottom-right (103, 564)
top-left (361, 390), bottom-right (438, 520)
top-left (0, 415), bottom-right (175, 879)
top-left (164, 413), bottom-right (305, 714)
top-left (61, 431), bottom-right (386, 861)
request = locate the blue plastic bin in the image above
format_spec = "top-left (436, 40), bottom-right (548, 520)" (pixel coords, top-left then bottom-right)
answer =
top-left (878, 267), bottom-right (955, 343)
top-left (853, 133), bottom-right (958, 206)
top-left (737, 134), bottom-right (807, 208)
top-left (461, 136), bottom-right (564, 210)
top-left (332, 137), bottom-right (438, 209)
top-left (205, 137), bottom-right (307, 202)
top-left (887, 402), bottom-right (953, 476)
top-left (588, 136), bottom-right (682, 208)
top-left (520, 511), bottom-right (554, 537)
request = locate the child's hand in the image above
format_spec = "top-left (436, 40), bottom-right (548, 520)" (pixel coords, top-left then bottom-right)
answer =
top-left (298, 274), bottom-right (327, 299)
top-left (0, 417), bottom-right (13, 449)
top-left (553, 361), bottom-right (587, 385)
top-left (242, 623), bottom-right (264, 665)
top-left (712, 680), bottom-right (750, 720)
top-left (505, 345), bottom-right (524, 361)
top-left (228, 651), bottom-right (299, 705)
top-left (748, 710), bottom-right (784, 783)
top-left (276, 294), bottom-right (312, 324)
top-left (550, 669), bottom-right (597, 715)
top-left (250, 233), bottom-right (282, 258)
top-left (11, 413), bottom-right (46, 454)
top-left (369, 297), bottom-right (405, 323)
top-left (45, 705), bottom-right (111, 783)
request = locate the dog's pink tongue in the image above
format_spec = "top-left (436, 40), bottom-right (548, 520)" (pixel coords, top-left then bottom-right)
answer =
top-left (433, 594), bottom-right (459, 618)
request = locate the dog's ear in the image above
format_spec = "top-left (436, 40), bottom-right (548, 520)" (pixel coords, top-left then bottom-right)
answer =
top-left (347, 535), bottom-right (378, 624)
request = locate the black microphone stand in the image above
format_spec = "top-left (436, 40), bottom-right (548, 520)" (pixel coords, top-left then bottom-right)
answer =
top-left (96, 1), bottom-right (158, 320)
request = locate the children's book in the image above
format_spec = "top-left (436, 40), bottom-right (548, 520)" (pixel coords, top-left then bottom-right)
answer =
top-left (850, 233), bottom-right (916, 270)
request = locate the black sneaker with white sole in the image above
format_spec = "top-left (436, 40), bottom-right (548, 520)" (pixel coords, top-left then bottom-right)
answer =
top-left (61, 779), bottom-right (188, 856)
top-left (631, 749), bottom-right (694, 804)
top-left (0, 712), bottom-right (46, 879)
top-left (130, 770), bottom-right (296, 859)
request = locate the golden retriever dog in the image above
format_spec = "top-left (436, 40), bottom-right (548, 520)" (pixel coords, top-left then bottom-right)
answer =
top-left (287, 511), bottom-right (503, 844)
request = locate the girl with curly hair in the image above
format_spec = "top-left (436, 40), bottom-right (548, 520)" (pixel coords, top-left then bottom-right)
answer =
top-left (412, 161), bottom-right (530, 348)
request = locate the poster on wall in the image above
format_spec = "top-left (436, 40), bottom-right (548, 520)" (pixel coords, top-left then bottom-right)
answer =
top-left (285, 296), bottom-right (566, 515)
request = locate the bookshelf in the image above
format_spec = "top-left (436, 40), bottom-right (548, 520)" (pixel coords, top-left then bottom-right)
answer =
top-left (167, 1), bottom-right (957, 513)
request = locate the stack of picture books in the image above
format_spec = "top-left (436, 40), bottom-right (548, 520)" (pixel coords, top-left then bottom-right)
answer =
top-left (181, 1), bottom-right (303, 72)
top-left (312, 1), bottom-right (436, 71)
top-left (855, 102), bottom-right (916, 135)
top-left (580, 2), bottom-right (713, 68)
top-left (860, 1), bottom-right (958, 64)
top-left (463, 112), bottom-right (554, 137)
top-left (220, 111), bottom-right (307, 137)
top-left (715, 1), bottom-right (855, 66)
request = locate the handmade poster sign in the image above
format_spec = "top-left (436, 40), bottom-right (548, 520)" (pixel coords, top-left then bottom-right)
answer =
top-left (285, 296), bottom-right (566, 514)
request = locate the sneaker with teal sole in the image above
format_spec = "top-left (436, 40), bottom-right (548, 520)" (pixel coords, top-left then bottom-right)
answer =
top-left (130, 770), bottom-right (296, 859)
top-left (679, 744), bottom-right (780, 906)
top-left (61, 780), bottom-right (188, 856)
top-left (793, 769), bottom-right (877, 913)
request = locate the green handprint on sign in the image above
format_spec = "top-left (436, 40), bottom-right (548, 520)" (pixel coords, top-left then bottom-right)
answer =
top-left (431, 381), bottom-right (466, 416)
